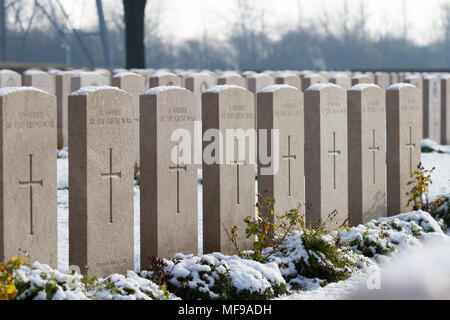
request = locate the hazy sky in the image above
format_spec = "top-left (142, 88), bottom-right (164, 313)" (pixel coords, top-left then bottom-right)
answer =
top-left (60, 0), bottom-right (449, 46)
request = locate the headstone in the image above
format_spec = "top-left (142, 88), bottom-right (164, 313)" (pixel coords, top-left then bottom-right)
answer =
top-left (94, 68), bottom-right (112, 85)
top-left (302, 73), bottom-right (326, 92)
top-left (347, 84), bottom-right (387, 226)
top-left (242, 71), bottom-right (256, 87)
top-left (0, 69), bottom-right (21, 88)
top-left (23, 70), bottom-right (55, 95)
top-left (140, 86), bottom-right (198, 264)
top-left (386, 84), bottom-right (422, 216)
top-left (405, 74), bottom-right (423, 90)
top-left (423, 75), bottom-right (441, 143)
top-left (248, 74), bottom-right (274, 123)
top-left (441, 75), bottom-right (450, 145)
top-left (217, 72), bottom-right (246, 88)
top-left (262, 70), bottom-right (278, 80)
top-left (202, 85), bottom-right (255, 254)
top-left (375, 72), bottom-right (390, 90)
top-left (185, 72), bottom-right (217, 119)
top-left (304, 83), bottom-right (348, 229)
top-left (56, 70), bottom-right (81, 149)
top-left (112, 72), bottom-right (146, 166)
top-left (71, 72), bottom-right (108, 92)
top-left (351, 74), bottom-right (371, 86)
top-left (130, 68), bottom-right (155, 89)
top-left (149, 71), bottom-right (181, 88)
top-left (275, 72), bottom-right (302, 90)
top-left (364, 72), bottom-right (375, 83)
top-left (0, 87), bottom-right (57, 266)
top-left (330, 73), bottom-right (351, 90)
top-left (69, 87), bottom-right (135, 276)
top-left (257, 85), bottom-right (305, 224)
top-left (390, 72), bottom-right (399, 85)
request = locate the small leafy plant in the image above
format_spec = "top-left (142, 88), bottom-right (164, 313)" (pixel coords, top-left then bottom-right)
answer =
top-left (224, 193), bottom-right (305, 262)
top-left (0, 256), bottom-right (26, 300)
top-left (406, 163), bottom-right (442, 212)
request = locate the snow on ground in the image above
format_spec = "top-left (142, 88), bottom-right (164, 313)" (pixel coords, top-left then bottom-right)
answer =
top-left (55, 141), bottom-right (450, 298)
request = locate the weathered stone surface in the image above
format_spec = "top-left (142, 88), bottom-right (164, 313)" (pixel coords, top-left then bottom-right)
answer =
top-left (185, 72), bottom-right (217, 119)
top-left (112, 72), bottom-right (146, 166)
top-left (304, 83), bottom-right (348, 230)
top-left (330, 73), bottom-right (351, 91)
top-left (347, 84), bottom-right (387, 226)
top-left (149, 71), bottom-right (182, 88)
top-left (140, 86), bottom-right (198, 265)
top-left (442, 76), bottom-right (450, 145)
top-left (305, 84), bottom-right (348, 229)
top-left (302, 74), bottom-right (326, 92)
top-left (386, 84), bottom-right (422, 216)
top-left (375, 72), bottom-right (390, 90)
top-left (351, 74), bottom-right (371, 86)
top-left (69, 86), bottom-right (135, 276)
top-left (202, 85), bottom-right (255, 255)
top-left (257, 85), bottom-right (305, 223)
top-left (423, 75), bottom-right (441, 143)
top-left (0, 87), bottom-right (57, 266)
top-left (405, 75), bottom-right (423, 90)
top-left (56, 71), bottom-right (78, 149)
top-left (23, 70), bottom-right (55, 95)
top-left (0, 70), bottom-right (21, 88)
top-left (275, 72), bottom-right (302, 90)
top-left (71, 72), bottom-right (108, 92)
top-left (217, 72), bottom-right (246, 88)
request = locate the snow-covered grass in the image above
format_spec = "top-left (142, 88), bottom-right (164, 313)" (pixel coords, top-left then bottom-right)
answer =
top-left (34, 140), bottom-right (449, 300)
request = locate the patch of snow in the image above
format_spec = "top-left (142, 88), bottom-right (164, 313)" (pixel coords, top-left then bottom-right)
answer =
top-left (388, 83), bottom-right (415, 90)
top-left (0, 86), bottom-right (47, 96)
top-left (259, 84), bottom-right (297, 93)
top-left (307, 83), bottom-right (340, 91)
top-left (71, 85), bottom-right (126, 96)
top-left (143, 86), bottom-right (187, 95)
top-left (204, 85), bottom-right (245, 93)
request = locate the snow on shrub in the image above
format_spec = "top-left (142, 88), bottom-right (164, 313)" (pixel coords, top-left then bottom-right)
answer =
top-left (141, 253), bottom-right (286, 300)
top-left (13, 262), bottom-right (174, 300)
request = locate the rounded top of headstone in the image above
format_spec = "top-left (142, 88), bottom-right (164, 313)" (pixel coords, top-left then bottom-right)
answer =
top-left (113, 71), bottom-right (145, 79)
top-left (185, 72), bottom-right (215, 79)
top-left (71, 71), bottom-right (103, 78)
top-left (304, 73), bottom-right (324, 79)
top-left (0, 69), bottom-right (20, 75)
top-left (0, 86), bottom-right (48, 97)
top-left (249, 73), bottom-right (273, 80)
top-left (143, 85), bottom-right (188, 95)
top-left (276, 71), bottom-right (298, 79)
top-left (349, 83), bottom-right (381, 91)
top-left (204, 84), bottom-right (248, 94)
top-left (352, 73), bottom-right (370, 80)
top-left (151, 70), bottom-right (177, 78)
top-left (306, 83), bottom-right (341, 91)
top-left (423, 74), bottom-right (439, 80)
top-left (387, 83), bottom-right (416, 91)
top-left (218, 71), bottom-right (241, 79)
top-left (259, 84), bottom-right (298, 93)
top-left (57, 70), bottom-right (80, 76)
top-left (23, 69), bottom-right (47, 76)
top-left (441, 74), bottom-right (450, 80)
top-left (405, 75), bottom-right (421, 81)
top-left (71, 85), bottom-right (127, 96)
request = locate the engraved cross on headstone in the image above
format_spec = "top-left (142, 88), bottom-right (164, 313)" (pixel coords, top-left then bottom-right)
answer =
top-left (328, 132), bottom-right (341, 190)
top-left (101, 148), bottom-right (122, 223)
top-left (368, 129), bottom-right (380, 184)
top-left (406, 126), bottom-right (416, 173)
top-left (282, 135), bottom-right (297, 197)
top-left (19, 154), bottom-right (43, 235)
top-left (169, 144), bottom-right (187, 214)
top-left (231, 138), bottom-right (245, 204)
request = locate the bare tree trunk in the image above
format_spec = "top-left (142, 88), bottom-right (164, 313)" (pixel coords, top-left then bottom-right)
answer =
top-left (123, 0), bottom-right (147, 68)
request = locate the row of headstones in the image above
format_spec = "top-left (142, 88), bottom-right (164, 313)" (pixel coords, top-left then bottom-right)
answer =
top-left (0, 67), bottom-right (448, 149)
top-left (0, 80), bottom-right (423, 276)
